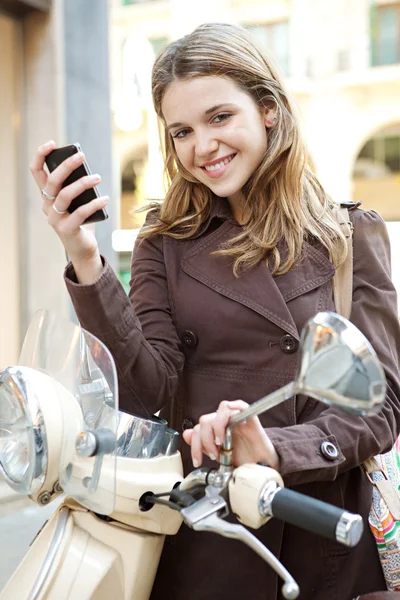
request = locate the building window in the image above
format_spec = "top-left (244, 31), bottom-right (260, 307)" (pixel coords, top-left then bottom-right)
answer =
top-left (244, 21), bottom-right (290, 76)
top-left (371, 3), bottom-right (400, 66)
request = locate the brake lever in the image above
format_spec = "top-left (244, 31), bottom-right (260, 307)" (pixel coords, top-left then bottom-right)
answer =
top-left (180, 486), bottom-right (299, 600)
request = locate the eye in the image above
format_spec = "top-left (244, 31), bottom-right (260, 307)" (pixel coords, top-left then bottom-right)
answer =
top-left (172, 129), bottom-right (191, 139)
top-left (212, 113), bottom-right (232, 124)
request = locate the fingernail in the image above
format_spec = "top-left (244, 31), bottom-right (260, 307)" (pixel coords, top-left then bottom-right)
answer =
top-left (193, 459), bottom-right (199, 468)
top-left (209, 453), bottom-right (216, 461)
top-left (91, 173), bottom-right (101, 182)
top-left (74, 152), bottom-right (84, 162)
top-left (100, 195), bottom-right (109, 203)
top-left (215, 437), bottom-right (221, 446)
top-left (44, 140), bottom-right (55, 149)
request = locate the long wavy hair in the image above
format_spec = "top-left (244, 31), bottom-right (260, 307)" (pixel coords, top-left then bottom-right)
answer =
top-left (142, 22), bottom-right (347, 276)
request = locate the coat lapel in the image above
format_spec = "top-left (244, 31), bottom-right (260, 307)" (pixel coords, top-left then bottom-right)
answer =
top-left (273, 241), bottom-right (335, 303)
top-left (181, 221), bottom-right (335, 339)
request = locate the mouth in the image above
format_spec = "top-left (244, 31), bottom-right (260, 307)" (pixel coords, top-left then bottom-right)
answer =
top-left (200, 153), bottom-right (236, 178)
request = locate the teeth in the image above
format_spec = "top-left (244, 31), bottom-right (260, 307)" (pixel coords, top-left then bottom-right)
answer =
top-left (204, 155), bottom-right (234, 171)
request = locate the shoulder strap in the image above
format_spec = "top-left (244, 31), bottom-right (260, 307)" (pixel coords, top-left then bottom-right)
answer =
top-left (331, 205), bottom-right (353, 320)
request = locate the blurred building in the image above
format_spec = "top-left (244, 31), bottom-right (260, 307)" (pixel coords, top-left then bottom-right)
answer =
top-left (110, 0), bottom-right (400, 293)
top-left (0, 0), bottom-right (115, 367)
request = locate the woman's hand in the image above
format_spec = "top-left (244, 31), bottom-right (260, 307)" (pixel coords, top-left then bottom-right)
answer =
top-left (182, 400), bottom-right (280, 470)
top-left (29, 140), bottom-right (109, 283)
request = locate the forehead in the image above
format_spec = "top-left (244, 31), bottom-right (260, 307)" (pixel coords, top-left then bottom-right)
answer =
top-left (161, 75), bottom-right (251, 123)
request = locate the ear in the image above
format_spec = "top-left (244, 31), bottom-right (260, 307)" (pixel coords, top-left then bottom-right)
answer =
top-left (263, 107), bottom-right (277, 128)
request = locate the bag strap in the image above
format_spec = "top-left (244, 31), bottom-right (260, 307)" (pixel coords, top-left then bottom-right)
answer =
top-left (332, 205), bottom-right (353, 321)
top-left (363, 457), bottom-right (400, 519)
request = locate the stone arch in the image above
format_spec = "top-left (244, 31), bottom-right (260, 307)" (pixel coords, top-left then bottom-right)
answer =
top-left (352, 121), bottom-right (400, 220)
top-left (351, 116), bottom-right (400, 169)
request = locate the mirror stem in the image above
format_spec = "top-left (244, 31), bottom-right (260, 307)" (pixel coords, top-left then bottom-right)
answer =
top-left (221, 382), bottom-right (299, 470)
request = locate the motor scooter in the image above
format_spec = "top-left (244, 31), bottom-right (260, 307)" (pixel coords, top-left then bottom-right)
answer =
top-left (0, 309), bottom-right (388, 599)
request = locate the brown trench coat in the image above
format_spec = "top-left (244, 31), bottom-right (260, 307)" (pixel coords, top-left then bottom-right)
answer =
top-left (65, 197), bottom-right (400, 600)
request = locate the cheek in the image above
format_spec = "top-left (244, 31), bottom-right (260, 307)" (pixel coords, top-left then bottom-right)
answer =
top-left (250, 126), bottom-right (268, 157)
top-left (229, 122), bottom-right (267, 152)
top-left (175, 145), bottom-right (192, 170)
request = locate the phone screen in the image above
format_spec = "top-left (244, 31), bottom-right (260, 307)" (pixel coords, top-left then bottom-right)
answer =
top-left (45, 144), bottom-right (108, 224)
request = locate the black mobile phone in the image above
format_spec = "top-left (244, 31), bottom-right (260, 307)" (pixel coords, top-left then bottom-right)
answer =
top-left (45, 143), bottom-right (108, 224)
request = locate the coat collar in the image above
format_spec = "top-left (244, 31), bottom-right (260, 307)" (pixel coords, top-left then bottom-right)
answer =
top-left (190, 195), bottom-right (236, 239)
top-left (181, 216), bottom-right (335, 338)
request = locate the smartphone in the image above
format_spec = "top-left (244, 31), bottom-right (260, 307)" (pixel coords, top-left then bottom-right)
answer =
top-left (45, 143), bottom-right (108, 224)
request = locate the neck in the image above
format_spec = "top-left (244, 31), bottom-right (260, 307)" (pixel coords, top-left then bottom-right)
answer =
top-left (227, 192), bottom-right (248, 225)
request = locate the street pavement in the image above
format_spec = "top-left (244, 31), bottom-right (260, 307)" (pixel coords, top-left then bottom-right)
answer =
top-left (0, 483), bottom-right (61, 591)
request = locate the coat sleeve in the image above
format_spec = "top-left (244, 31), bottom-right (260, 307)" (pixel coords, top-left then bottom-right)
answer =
top-left (266, 209), bottom-right (400, 486)
top-left (64, 214), bottom-right (185, 416)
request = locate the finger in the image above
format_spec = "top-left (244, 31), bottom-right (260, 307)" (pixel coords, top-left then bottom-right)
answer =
top-left (213, 403), bottom-right (232, 447)
top-left (226, 400), bottom-right (250, 425)
top-left (226, 400), bottom-right (250, 411)
top-left (44, 150), bottom-right (86, 198)
top-left (49, 196), bottom-right (109, 230)
top-left (198, 414), bottom-right (219, 461)
top-left (29, 140), bottom-right (56, 190)
top-left (182, 429), bottom-right (193, 446)
top-left (190, 424), bottom-right (203, 468)
top-left (52, 174), bottom-right (102, 213)
top-left (213, 400), bottom-right (250, 446)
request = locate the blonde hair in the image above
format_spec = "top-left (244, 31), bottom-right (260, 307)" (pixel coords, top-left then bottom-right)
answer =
top-left (143, 22), bottom-right (347, 276)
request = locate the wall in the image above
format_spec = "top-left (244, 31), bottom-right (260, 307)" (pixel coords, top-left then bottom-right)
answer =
top-left (0, 14), bottom-right (21, 366)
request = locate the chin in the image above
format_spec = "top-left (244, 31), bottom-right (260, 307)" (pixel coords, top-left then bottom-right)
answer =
top-left (208, 182), bottom-right (244, 199)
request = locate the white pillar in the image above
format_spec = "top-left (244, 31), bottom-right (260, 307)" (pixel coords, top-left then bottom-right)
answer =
top-left (0, 14), bottom-right (21, 366)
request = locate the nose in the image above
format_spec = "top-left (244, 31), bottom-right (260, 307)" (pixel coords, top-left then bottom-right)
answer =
top-left (195, 128), bottom-right (218, 159)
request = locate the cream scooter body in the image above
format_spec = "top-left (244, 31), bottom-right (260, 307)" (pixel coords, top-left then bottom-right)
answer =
top-left (0, 452), bottom-right (184, 600)
top-left (0, 462), bottom-right (285, 600)
top-left (0, 311), bottom-right (185, 600)
top-left (0, 310), bottom-right (387, 600)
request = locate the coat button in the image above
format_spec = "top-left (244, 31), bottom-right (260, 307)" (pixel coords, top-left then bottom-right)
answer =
top-left (279, 334), bottom-right (299, 354)
top-left (182, 330), bottom-right (198, 348)
top-left (182, 419), bottom-right (194, 431)
top-left (320, 441), bottom-right (338, 460)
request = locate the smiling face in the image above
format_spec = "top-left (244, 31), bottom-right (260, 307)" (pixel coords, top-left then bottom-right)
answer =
top-left (161, 76), bottom-right (273, 213)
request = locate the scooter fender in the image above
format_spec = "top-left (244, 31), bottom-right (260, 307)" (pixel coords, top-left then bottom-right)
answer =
top-left (0, 505), bottom-right (165, 600)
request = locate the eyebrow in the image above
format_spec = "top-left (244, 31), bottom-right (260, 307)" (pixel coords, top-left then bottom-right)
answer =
top-left (167, 103), bottom-right (235, 130)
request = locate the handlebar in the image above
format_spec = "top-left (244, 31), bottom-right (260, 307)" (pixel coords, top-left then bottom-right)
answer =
top-left (161, 464), bottom-right (364, 599)
top-left (260, 481), bottom-right (363, 547)
top-left (227, 464), bottom-right (363, 547)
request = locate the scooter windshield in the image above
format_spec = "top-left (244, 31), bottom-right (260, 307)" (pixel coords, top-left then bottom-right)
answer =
top-left (18, 309), bottom-right (117, 515)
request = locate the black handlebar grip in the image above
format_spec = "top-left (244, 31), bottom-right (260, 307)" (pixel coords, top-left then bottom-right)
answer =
top-left (269, 486), bottom-right (363, 547)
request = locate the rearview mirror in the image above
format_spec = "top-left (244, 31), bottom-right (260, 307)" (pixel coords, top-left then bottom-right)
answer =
top-left (228, 312), bottom-right (386, 430)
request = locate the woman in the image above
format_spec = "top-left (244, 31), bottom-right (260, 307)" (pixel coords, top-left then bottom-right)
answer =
top-left (30, 23), bottom-right (400, 600)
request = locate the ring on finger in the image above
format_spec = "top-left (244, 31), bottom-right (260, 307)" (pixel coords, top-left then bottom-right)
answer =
top-left (41, 189), bottom-right (56, 202)
top-left (53, 204), bottom-right (67, 215)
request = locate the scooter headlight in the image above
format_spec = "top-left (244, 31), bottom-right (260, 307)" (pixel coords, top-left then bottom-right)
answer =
top-left (0, 368), bottom-right (47, 494)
